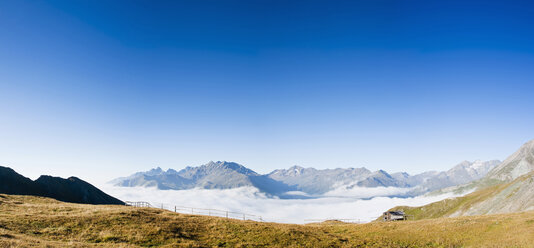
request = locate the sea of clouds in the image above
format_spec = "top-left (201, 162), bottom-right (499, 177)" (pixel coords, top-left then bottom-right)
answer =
top-left (100, 185), bottom-right (460, 224)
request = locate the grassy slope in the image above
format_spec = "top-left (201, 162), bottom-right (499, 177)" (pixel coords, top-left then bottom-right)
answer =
top-left (389, 182), bottom-right (508, 220)
top-left (2, 194), bottom-right (534, 247)
top-left (389, 173), bottom-right (534, 221)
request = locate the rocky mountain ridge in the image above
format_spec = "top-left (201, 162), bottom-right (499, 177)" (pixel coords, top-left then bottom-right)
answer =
top-left (112, 159), bottom-right (501, 197)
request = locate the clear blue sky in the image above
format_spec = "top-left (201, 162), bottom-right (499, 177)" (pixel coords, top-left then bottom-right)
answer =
top-left (1, 0), bottom-right (533, 184)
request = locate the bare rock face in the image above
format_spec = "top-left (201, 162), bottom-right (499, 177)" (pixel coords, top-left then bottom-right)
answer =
top-left (456, 174), bottom-right (534, 217)
top-left (485, 140), bottom-right (534, 182)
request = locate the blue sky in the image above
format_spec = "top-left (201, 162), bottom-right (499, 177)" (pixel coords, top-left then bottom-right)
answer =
top-left (0, 0), bottom-right (533, 184)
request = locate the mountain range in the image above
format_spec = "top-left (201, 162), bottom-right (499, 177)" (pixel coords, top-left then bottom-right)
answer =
top-left (390, 139), bottom-right (534, 218)
top-left (0, 166), bottom-right (124, 205)
top-left (111, 161), bottom-right (294, 195)
top-left (111, 159), bottom-right (501, 197)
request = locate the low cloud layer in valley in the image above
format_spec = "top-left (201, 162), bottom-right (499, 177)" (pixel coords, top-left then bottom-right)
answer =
top-left (101, 185), bottom-right (460, 224)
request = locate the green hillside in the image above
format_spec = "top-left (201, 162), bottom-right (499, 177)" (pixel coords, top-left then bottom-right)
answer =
top-left (388, 177), bottom-right (517, 220)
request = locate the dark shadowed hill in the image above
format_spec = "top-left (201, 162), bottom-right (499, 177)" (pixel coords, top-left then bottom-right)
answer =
top-left (0, 167), bottom-right (47, 195)
top-left (0, 166), bottom-right (123, 205)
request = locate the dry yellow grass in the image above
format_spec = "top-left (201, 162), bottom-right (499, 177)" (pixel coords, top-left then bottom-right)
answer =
top-left (1, 194), bottom-right (534, 247)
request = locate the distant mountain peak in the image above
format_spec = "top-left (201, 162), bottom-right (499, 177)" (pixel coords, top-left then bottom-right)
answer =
top-left (457, 160), bottom-right (472, 167)
top-left (282, 165), bottom-right (310, 175)
top-left (202, 161), bottom-right (258, 175)
top-left (144, 167), bottom-right (164, 176)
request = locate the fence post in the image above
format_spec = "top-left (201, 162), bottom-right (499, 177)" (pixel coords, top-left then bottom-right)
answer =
top-left (161, 204), bottom-right (163, 209)
top-left (226, 211), bottom-right (228, 219)
top-left (209, 210), bottom-right (211, 216)
top-left (174, 206), bottom-right (176, 213)
top-left (191, 208), bottom-right (194, 214)
top-left (243, 214), bottom-right (245, 221)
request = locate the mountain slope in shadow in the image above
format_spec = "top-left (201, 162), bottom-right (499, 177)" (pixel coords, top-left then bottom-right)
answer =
top-left (0, 166), bottom-right (123, 205)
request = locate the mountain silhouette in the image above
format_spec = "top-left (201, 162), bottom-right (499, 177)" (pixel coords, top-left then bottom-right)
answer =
top-left (0, 166), bottom-right (123, 205)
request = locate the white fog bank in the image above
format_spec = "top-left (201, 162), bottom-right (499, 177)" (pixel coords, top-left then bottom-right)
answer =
top-left (100, 185), bottom-right (460, 224)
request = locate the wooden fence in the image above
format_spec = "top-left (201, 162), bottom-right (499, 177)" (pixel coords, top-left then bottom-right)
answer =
top-left (124, 201), bottom-right (263, 222)
top-left (125, 201), bottom-right (151, 208)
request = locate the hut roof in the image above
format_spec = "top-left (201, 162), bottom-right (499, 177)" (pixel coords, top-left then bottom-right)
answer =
top-left (385, 211), bottom-right (405, 215)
